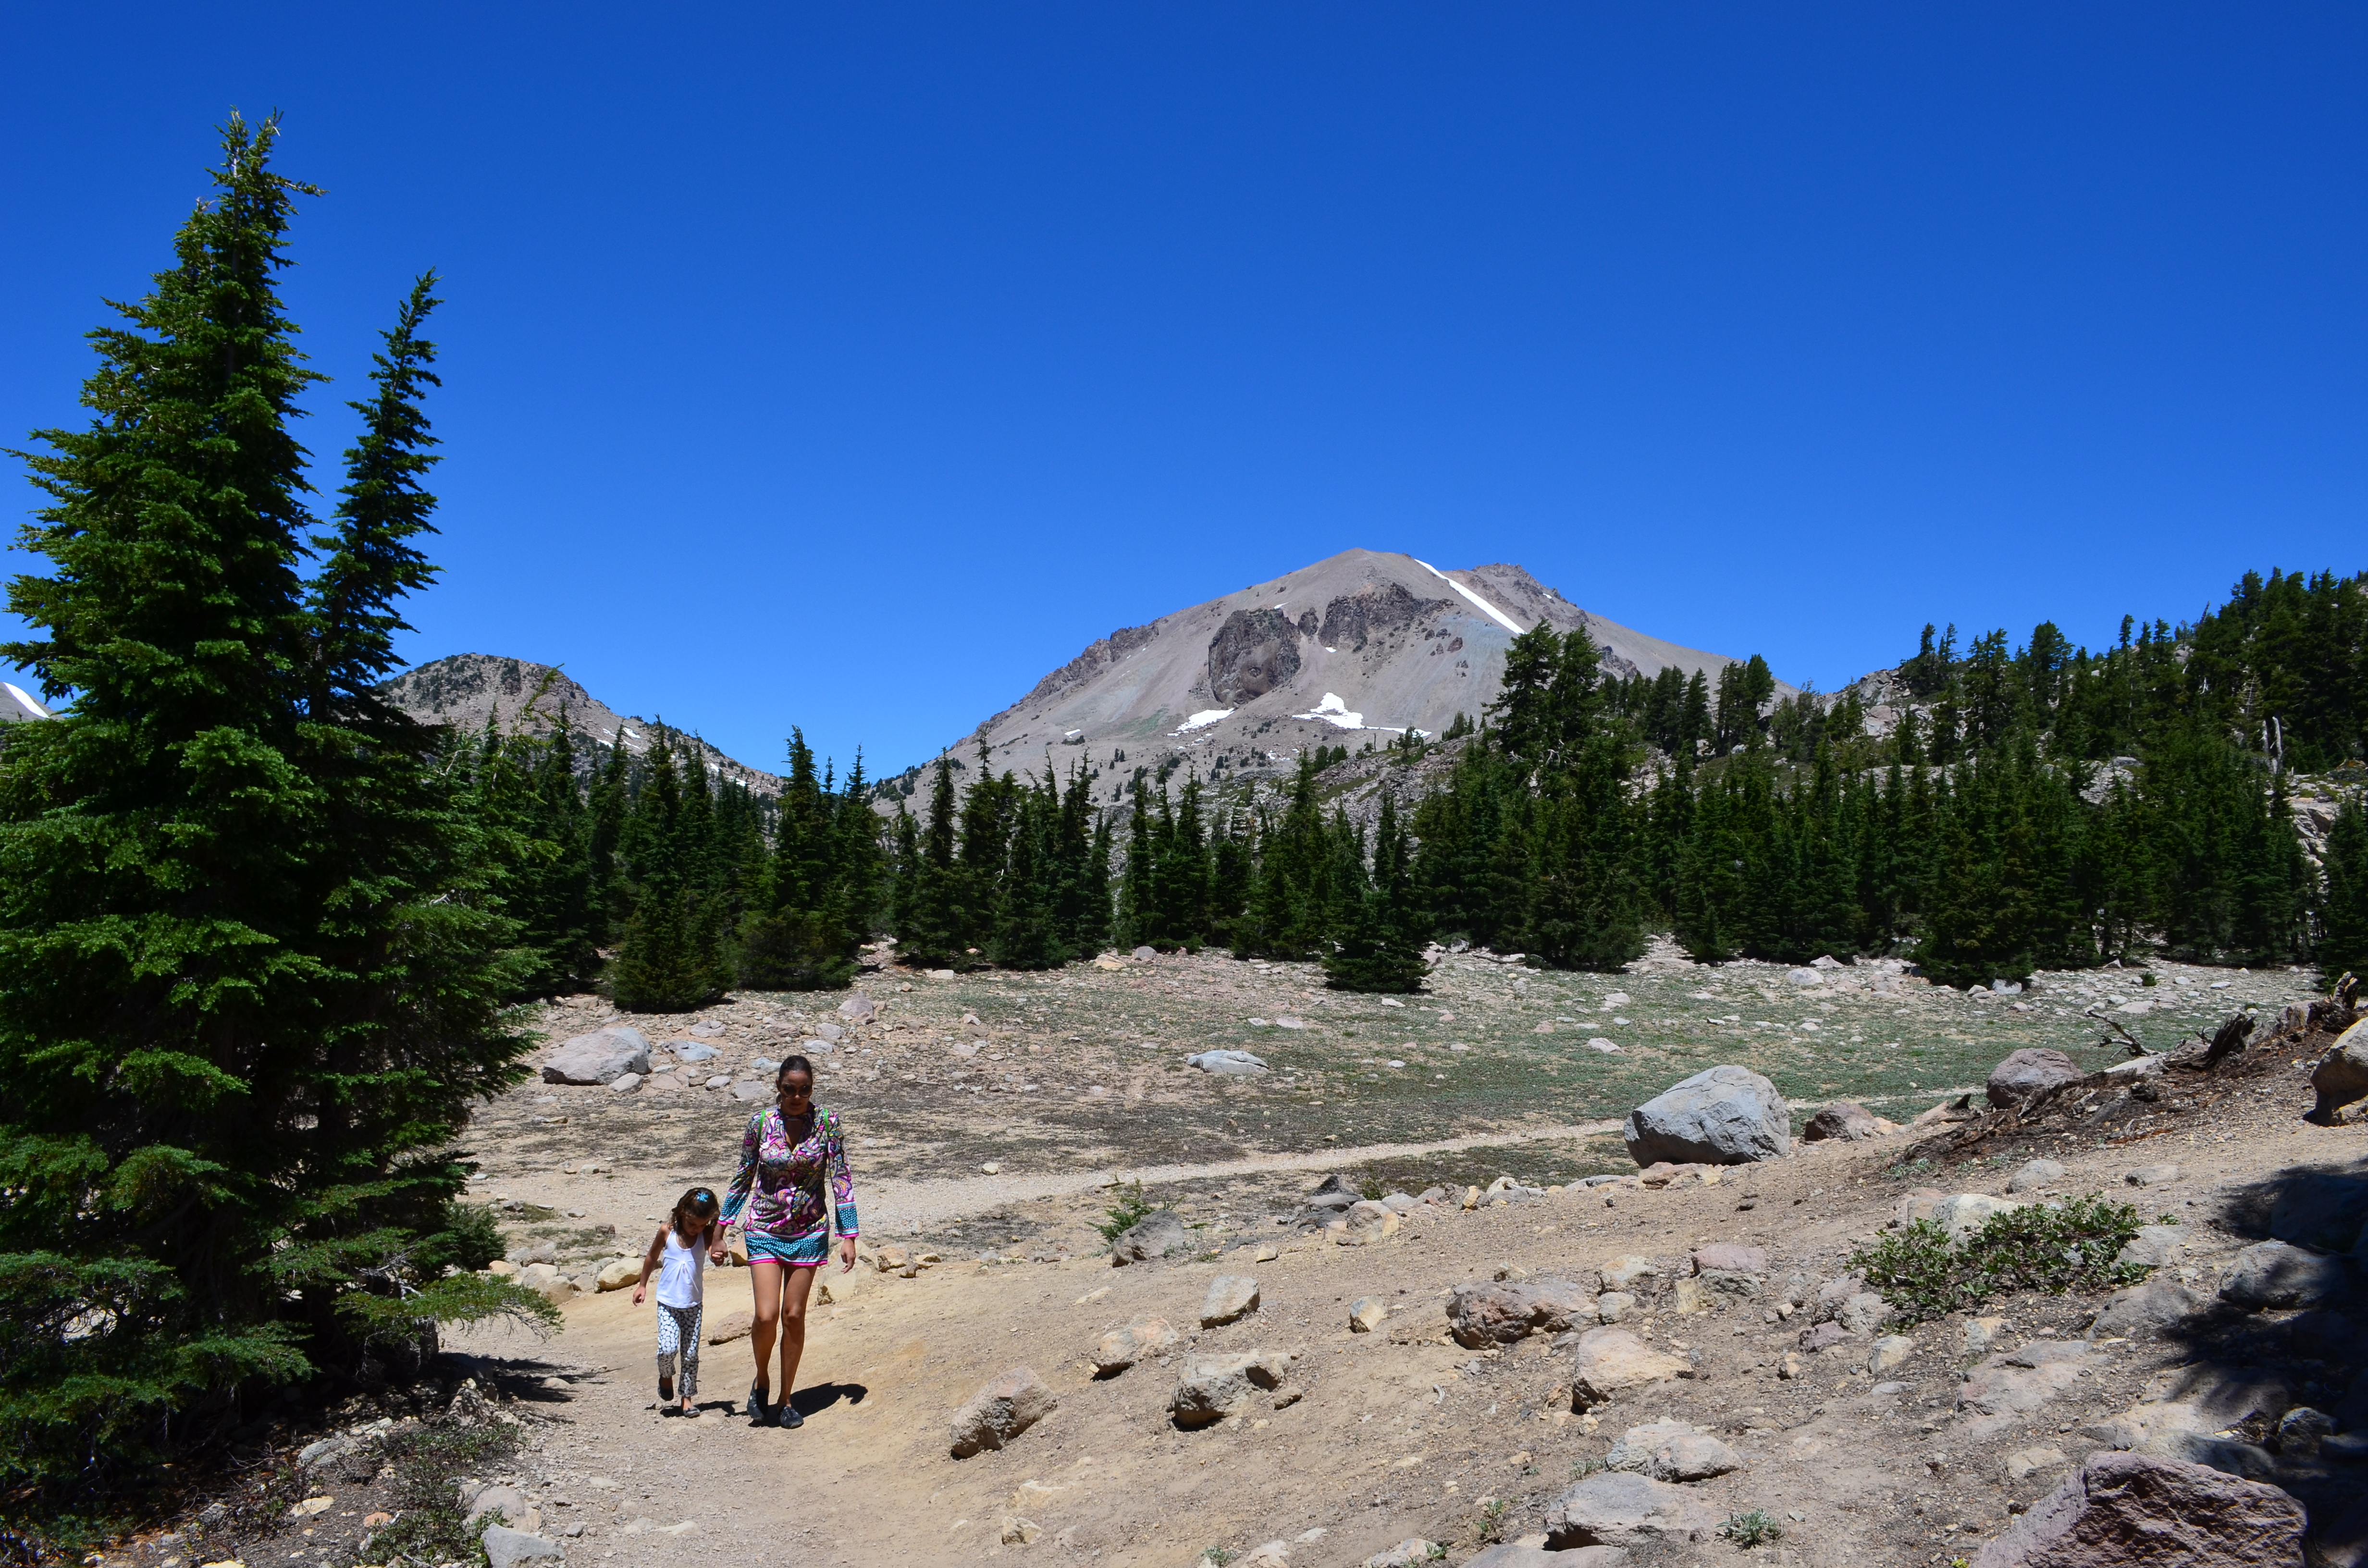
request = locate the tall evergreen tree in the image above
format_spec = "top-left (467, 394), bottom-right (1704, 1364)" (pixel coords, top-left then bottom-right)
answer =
top-left (0, 118), bottom-right (540, 1499)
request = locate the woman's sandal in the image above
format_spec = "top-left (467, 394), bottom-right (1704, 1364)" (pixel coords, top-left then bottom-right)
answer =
top-left (747, 1383), bottom-right (771, 1424)
top-left (778, 1402), bottom-right (804, 1429)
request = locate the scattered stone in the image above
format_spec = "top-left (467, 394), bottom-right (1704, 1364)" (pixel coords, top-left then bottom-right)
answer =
top-left (999, 1516), bottom-right (1041, 1545)
top-left (1604, 1420), bottom-right (1742, 1482)
top-left (2125, 1164), bottom-right (2181, 1187)
top-left (1969, 1450), bottom-right (2304, 1568)
top-left (1776, 1352), bottom-right (1803, 1379)
top-left (1336, 1201), bottom-right (1400, 1246)
top-left (594, 1258), bottom-right (638, 1292)
top-left (2219, 1240), bottom-right (2351, 1310)
top-left (1170, 1351), bottom-right (1294, 1427)
top-left (2005, 1447), bottom-right (2070, 1481)
top-left (1201, 1274), bottom-right (1260, 1327)
top-left (481, 1526), bottom-right (564, 1568)
top-left (1965, 1316), bottom-right (2006, 1356)
top-left (1837, 1293), bottom-right (1892, 1335)
top-left (1448, 1277), bottom-right (1595, 1347)
top-left (1869, 1335), bottom-right (1914, 1374)
top-left (1595, 1292), bottom-right (1636, 1324)
top-left (1598, 1256), bottom-right (1657, 1293)
top-left (1348, 1298), bottom-right (1388, 1333)
top-left (1187, 1049), bottom-right (1270, 1076)
top-left (836, 993), bottom-right (877, 1021)
top-left (1091, 1318), bottom-right (1178, 1376)
top-left (1933, 1192), bottom-right (2025, 1241)
top-left (1691, 1243), bottom-right (1766, 1275)
top-left (1543, 1471), bottom-right (1720, 1549)
top-left (2116, 1225), bottom-right (2193, 1268)
top-left (2007, 1158), bottom-right (2066, 1195)
top-left (2089, 1278), bottom-right (2213, 1338)
top-left (541, 1026), bottom-right (652, 1085)
top-left (1799, 1322), bottom-right (1850, 1353)
top-left (1622, 1066), bottom-right (1790, 1166)
top-left (1986, 1048), bottom-right (2083, 1108)
top-left (730, 1080), bottom-right (769, 1102)
top-left (1958, 1343), bottom-right (2096, 1437)
top-left (1801, 1101), bottom-right (1886, 1141)
top-left (948, 1367), bottom-right (1057, 1457)
top-left (1109, 1210), bottom-right (1191, 1266)
top-left (1785, 968), bottom-right (1824, 988)
top-left (1239, 1544), bottom-right (1292, 1568)
top-left (1361, 1542), bottom-right (1444, 1568)
top-left (2276, 1407), bottom-right (2334, 1458)
top-left (2135, 1432), bottom-right (2278, 1481)
top-left (607, 1072), bottom-right (641, 1093)
top-left (1561, 1327), bottom-right (1691, 1409)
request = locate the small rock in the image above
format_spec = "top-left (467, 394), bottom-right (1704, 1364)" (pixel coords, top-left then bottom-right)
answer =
top-left (1335, 1200), bottom-right (1400, 1246)
top-left (1449, 1276), bottom-right (1595, 1347)
top-left (1605, 1420), bottom-right (1742, 1481)
top-left (1691, 1242), bottom-right (1766, 1275)
top-left (2004, 1446), bottom-right (2070, 1481)
top-left (1544, 1471), bottom-right (1721, 1548)
top-left (1776, 1351), bottom-right (1803, 1379)
top-left (1239, 1544), bottom-right (1292, 1568)
top-left (999, 1517), bottom-right (1041, 1545)
top-left (2116, 1225), bottom-right (2192, 1268)
top-left (1986, 1048), bottom-right (2083, 1108)
top-left (1091, 1317), bottom-right (1178, 1375)
top-left (1362, 1542), bottom-right (1445, 1568)
top-left (1187, 1049), bottom-right (1270, 1076)
top-left (2269, 1171), bottom-right (2368, 1252)
top-left (1965, 1316), bottom-right (2006, 1355)
top-left (2088, 1278), bottom-right (2213, 1338)
top-left (2125, 1164), bottom-right (2181, 1187)
top-left (607, 1072), bottom-right (641, 1093)
top-left (541, 1026), bottom-right (653, 1085)
top-left (1933, 1192), bottom-right (2025, 1242)
top-left (980, 1162), bottom-right (1001, 1174)
top-left (948, 1367), bottom-right (1057, 1458)
top-left (1170, 1351), bottom-right (1294, 1427)
top-left (594, 1258), bottom-right (639, 1292)
top-left (2006, 1158), bottom-right (2066, 1195)
top-left (481, 1526), bottom-right (565, 1568)
top-left (1562, 1327), bottom-right (1691, 1409)
top-left (1348, 1297), bottom-right (1388, 1333)
top-left (1801, 1101), bottom-right (1886, 1141)
top-left (1785, 968), bottom-right (1824, 988)
top-left (1869, 1335), bottom-right (1914, 1373)
top-left (1799, 1321), bottom-right (1850, 1352)
top-left (836, 993), bottom-right (877, 1021)
top-left (1201, 1274), bottom-right (1260, 1327)
top-left (1595, 1291), bottom-right (1636, 1323)
top-left (1109, 1210), bottom-right (1191, 1266)
top-left (1599, 1256), bottom-right (1658, 1292)
top-left (1837, 1292), bottom-right (1892, 1335)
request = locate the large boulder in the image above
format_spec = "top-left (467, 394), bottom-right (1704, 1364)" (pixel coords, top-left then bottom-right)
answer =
top-left (1448, 1277), bottom-right (1596, 1348)
top-left (1622, 1066), bottom-right (1789, 1167)
top-left (948, 1367), bottom-right (1057, 1457)
top-left (541, 1026), bottom-right (652, 1085)
top-left (1109, 1209), bottom-right (1191, 1266)
top-left (1969, 1451), bottom-right (2304, 1568)
top-left (2219, 1241), bottom-right (2351, 1310)
top-left (2311, 1019), bottom-right (2368, 1121)
top-left (1561, 1327), bottom-right (1691, 1409)
top-left (1543, 1472), bottom-right (1720, 1550)
top-left (1986, 1048), bottom-right (2084, 1109)
top-left (2088, 1278), bottom-right (2215, 1340)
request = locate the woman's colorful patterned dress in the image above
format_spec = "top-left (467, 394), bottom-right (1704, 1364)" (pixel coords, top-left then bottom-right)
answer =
top-left (720, 1105), bottom-right (859, 1266)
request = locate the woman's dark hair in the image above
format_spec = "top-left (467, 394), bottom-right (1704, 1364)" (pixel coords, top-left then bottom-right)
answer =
top-left (672, 1186), bottom-right (718, 1239)
top-left (775, 1054), bottom-right (815, 1089)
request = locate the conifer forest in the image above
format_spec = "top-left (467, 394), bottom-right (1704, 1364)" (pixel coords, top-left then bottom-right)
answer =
top-left (1, 114), bottom-right (2367, 1531)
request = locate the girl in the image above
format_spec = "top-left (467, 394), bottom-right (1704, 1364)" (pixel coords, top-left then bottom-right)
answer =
top-left (632, 1186), bottom-right (721, 1417)
top-left (717, 1054), bottom-right (858, 1428)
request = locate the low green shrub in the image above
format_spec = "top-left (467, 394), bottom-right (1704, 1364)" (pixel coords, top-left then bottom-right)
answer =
top-left (1097, 1181), bottom-right (1156, 1243)
top-left (368, 1416), bottom-right (523, 1568)
top-left (1849, 1193), bottom-right (2151, 1325)
top-left (1721, 1510), bottom-right (1783, 1546)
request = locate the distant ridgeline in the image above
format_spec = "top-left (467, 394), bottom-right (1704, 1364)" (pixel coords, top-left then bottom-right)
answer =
top-left (554, 566), bottom-right (2368, 1007)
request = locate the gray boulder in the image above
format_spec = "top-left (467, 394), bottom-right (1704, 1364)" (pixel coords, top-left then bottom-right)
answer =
top-left (2219, 1240), bottom-right (2351, 1310)
top-left (1169, 1351), bottom-right (1293, 1428)
top-left (540, 1026), bottom-right (652, 1085)
top-left (1447, 1277), bottom-right (1596, 1348)
top-left (948, 1367), bottom-right (1056, 1457)
top-left (2007, 1158), bottom-right (2067, 1194)
top-left (1543, 1472), bottom-right (1720, 1549)
top-left (2311, 1019), bottom-right (2368, 1121)
top-left (1200, 1274), bottom-right (1260, 1327)
top-left (1109, 1209), bottom-right (1191, 1266)
top-left (1466, 1548), bottom-right (1628, 1568)
top-left (482, 1527), bottom-right (565, 1568)
top-left (2088, 1278), bottom-right (2215, 1339)
top-left (1603, 1420), bottom-right (1742, 1481)
top-left (1986, 1048), bottom-right (2083, 1108)
top-left (1968, 1451), bottom-right (2304, 1567)
top-left (1622, 1066), bottom-right (1790, 1166)
top-left (664, 1039), bottom-right (719, 1063)
top-left (837, 993), bottom-right (877, 1022)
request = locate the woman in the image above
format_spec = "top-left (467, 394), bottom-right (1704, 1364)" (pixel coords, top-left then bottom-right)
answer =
top-left (715, 1054), bottom-right (859, 1427)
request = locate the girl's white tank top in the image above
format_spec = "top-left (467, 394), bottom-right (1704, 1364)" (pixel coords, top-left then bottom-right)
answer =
top-left (657, 1230), bottom-right (704, 1309)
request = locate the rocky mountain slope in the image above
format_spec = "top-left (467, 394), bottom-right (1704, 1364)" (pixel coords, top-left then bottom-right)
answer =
top-left (957, 550), bottom-right (1779, 776)
top-left (382, 653), bottom-right (782, 797)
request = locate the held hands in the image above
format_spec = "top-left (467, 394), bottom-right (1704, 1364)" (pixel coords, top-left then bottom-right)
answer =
top-left (708, 1223), bottom-right (729, 1266)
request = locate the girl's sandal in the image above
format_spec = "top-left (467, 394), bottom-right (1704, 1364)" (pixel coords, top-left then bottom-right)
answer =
top-left (746, 1383), bottom-right (770, 1424)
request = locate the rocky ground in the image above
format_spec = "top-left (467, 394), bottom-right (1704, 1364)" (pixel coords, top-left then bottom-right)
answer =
top-left (90, 949), bottom-right (2368, 1568)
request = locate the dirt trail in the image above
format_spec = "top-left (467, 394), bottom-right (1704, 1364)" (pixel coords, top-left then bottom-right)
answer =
top-left (865, 1119), bottom-right (1623, 1230)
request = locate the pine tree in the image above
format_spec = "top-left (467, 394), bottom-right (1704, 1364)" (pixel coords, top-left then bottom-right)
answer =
top-left (1323, 793), bottom-right (1428, 991)
top-left (2322, 796), bottom-right (2368, 982)
top-left (0, 118), bottom-right (541, 1497)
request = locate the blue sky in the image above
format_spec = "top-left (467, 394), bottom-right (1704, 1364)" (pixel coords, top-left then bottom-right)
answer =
top-left (4, 5), bottom-right (2362, 775)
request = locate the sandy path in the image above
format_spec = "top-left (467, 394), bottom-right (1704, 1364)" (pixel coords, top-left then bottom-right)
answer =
top-left (860, 1118), bottom-right (1624, 1231)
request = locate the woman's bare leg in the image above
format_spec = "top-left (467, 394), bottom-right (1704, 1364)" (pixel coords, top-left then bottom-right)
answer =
top-left (747, 1261), bottom-right (784, 1401)
top-left (775, 1265), bottom-right (819, 1401)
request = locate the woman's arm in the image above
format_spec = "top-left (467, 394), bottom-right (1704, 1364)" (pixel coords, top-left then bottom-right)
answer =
top-left (826, 1113), bottom-right (860, 1272)
top-left (718, 1111), bottom-right (763, 1229)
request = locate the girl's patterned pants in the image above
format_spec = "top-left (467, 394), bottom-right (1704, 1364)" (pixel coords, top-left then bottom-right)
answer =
top-left (656, 1301), bottom-right (702, 1400)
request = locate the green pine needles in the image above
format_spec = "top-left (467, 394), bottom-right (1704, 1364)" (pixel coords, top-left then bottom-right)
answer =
top-left (0, 115), bottom-right (549, 1512)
